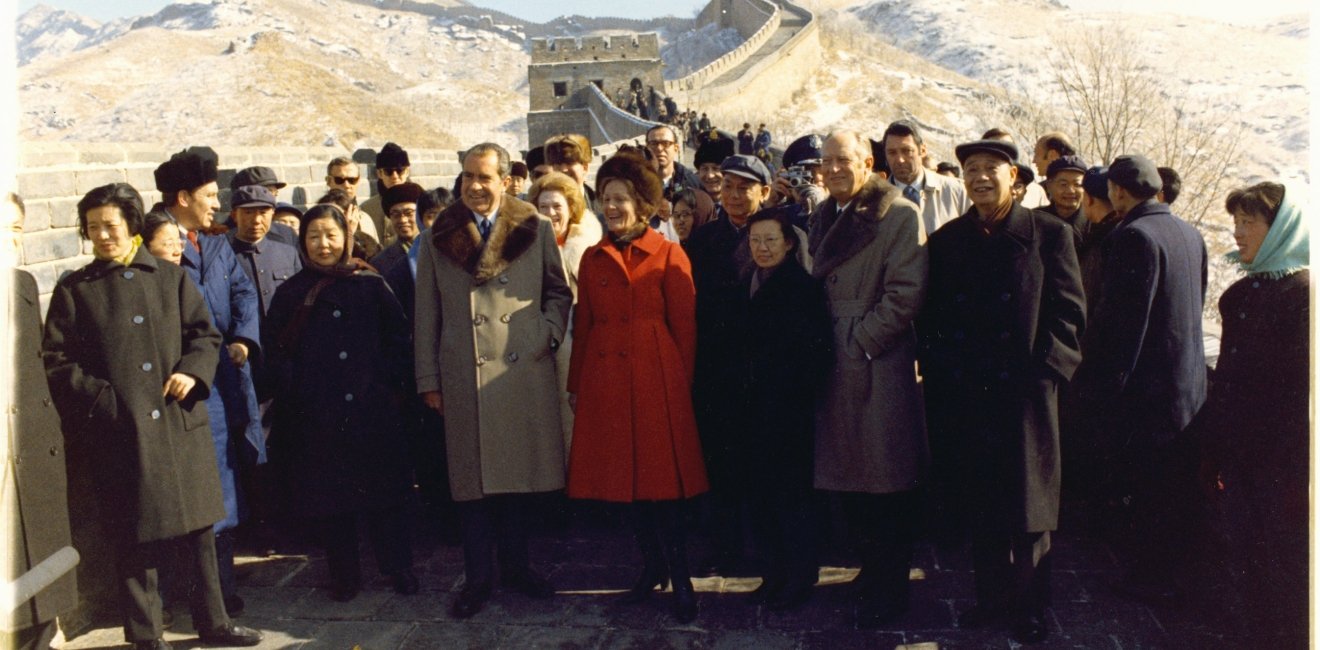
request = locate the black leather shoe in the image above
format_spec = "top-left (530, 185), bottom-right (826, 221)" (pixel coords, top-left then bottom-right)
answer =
top-left (1010, 614), bottom-right (1049, 644)
top-left (672, 579), bottom-right (698, 624)
top-left (391, 570), bottom-right (420, 595)
top-left (134, 641), bottom-right (172, 650)
top-left (502, 569), bottom-right (555, 599)
top-left (223, 594), bottom-right (245, 617)
top-left (957, 604), bottom-right (1005, 629)
top-left (746, 576), bottom-right (783, 606)
top-left (767, 581), bottom-right (813, 612)
top-left (198, 623), bottom-right (263, 647)
top-left (450, 582), bottom-right (492, 619)
top-left (330, 579), bottom-right (360, 602)
top-left (619, 567), bottom-right (667, 604)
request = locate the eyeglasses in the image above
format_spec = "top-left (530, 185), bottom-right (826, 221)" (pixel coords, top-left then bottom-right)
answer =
top-left (749, 236), bottom-right (783, 248)
top-left (330, 176), bottom-right (360, 185)
top-left (646, 140), bottom-right (677, 149)
top-left (389, 208), bottom-right (417, 219)
top-left (379, 167), bottom-right (407, 176)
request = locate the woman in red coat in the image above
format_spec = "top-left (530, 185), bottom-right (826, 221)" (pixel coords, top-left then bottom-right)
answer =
top-left (567, 151), bottom-right (707, 623)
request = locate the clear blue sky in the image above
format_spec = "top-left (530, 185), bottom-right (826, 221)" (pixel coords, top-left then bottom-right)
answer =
top-left (17, 0), bottom-right (710, 23)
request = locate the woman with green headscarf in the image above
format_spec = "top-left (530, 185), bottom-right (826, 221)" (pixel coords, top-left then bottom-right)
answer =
top-left (1201, 181), bottom-right (1308, 648)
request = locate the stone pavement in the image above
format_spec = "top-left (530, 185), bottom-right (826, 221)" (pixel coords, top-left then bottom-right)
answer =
top-left (57, 504), bottom-right (1246, 650)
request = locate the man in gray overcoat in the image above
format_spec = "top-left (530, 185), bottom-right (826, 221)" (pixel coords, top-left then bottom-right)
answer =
top-left (808, 130), bottom-right (929, 629)
top-left (414, 142), bottom-right (572, 620)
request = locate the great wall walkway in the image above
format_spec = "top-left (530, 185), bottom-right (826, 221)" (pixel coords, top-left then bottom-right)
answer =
top-left (708, 2), bottom-right (810, 89)
top-left (57, 504), bottom-right (1250, 649)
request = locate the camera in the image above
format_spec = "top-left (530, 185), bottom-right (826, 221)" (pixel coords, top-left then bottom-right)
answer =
top-left (783, 166), bottom-right (812, 189)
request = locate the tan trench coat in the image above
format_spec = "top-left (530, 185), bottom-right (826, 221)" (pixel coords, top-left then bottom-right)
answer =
top-left (414, 196), bottom-right (572, 502)
top-left (808, 175), bottom-right (929, 494)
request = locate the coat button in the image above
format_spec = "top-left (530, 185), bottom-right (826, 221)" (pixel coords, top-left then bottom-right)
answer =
top-left (339, 351), bottom-right (348, 360)
top-left (619, 350), bottom-right (628, 357)
top-left (499, 275), bottom-right (510, 284)
top-left (507, 352), bottom-right (519, 362)
top-left (601, 279), bottom-right (608, 286)
top-left (476, 356), bottom-right (487, 366)
top-left (620, 315), bottom-right (629, 323)
top-left (142, 362), bottom-right (153, 371)
top-left (1252, 281), bottom-right (1260, 288)
top-left (344, 393), bottom-right (354, 401)
top-left (1230, 347), bottom-right (1237, 354)
top-left (500, 314), bottom-right (511, 323)
top-left (474, 315), bottom-right (486, 326)
top-left (133, 315), bottom-right (144, 324)
top-left (49, 446), bottom-right (58, 456)
top-left (1000, 292), bottom-right (1011, 301)
top-left (150, 409), bottom-right (161, 419)
top-left (42, 398), bottom-right (51, 406)
top-left (956, 294), bottom-right (966, 302)
top-left (123, 270), bottom-right (134, 279)
top-left (1239, 312), bottom-right (1246, 319)
top-left (598, 350), bottom-right (606, 357)
top-left (999, 371), bottom-right (1010, 380)
top-left (333, 309), bottom-right (342, 318)
top-left (954, 330), bottom-right (965, 340)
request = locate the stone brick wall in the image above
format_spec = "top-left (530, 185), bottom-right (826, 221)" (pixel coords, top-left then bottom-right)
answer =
top-left (664, 0), bottom-right (780, 106)
top-left (528, 34), bottom-right (664, 113)
top-left (14, 141), bottom-right (460, 311)
top-left (690, 1), bottom-right (821, 122)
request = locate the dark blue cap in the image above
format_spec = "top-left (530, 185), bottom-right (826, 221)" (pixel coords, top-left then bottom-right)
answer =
top-left (719, 154), bottom-right (772, 185)
top-left (231, 185), bottom-right (277, 209)
top-left (782, 134), bottom-right (823, 168)
top-left (274, 201), bottom-right (303, 217)
top-left (1045, 154), bottom-right (1088, 179)
top-left (1105, 154), bottom-right (1161, 197)
top-left (1083, 166), bottom-right (1110, 202)
top-left (955, 139), bottom-right (1019, 165)
top-left (230, 166), bottom-right (286, 192)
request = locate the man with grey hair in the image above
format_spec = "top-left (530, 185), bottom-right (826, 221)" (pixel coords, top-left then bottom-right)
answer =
top-left (413, 142), bottom-right (573, 620)
top-left (809, 129), bottom-right (928, 628)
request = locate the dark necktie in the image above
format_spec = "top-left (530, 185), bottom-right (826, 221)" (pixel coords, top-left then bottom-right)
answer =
top-left (479, 218), bottom-right (492, 241)
top-left (903, 184), bottom-right (921, 207)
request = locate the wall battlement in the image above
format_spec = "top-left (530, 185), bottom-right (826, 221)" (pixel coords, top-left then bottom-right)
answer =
top-left (530, 33), bottom-right (661, 63)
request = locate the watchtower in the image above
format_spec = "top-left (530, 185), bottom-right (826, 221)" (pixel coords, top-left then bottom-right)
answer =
top-left (528, 34), bottom-right (663, 112)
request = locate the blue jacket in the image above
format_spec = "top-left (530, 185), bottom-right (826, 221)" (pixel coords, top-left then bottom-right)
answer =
top-left (182, 229), bottom-right (265, 530)
top-left (1073, 200), bottom-right (1207, 445)
top-left (227, 232), bottom-right (302, 318)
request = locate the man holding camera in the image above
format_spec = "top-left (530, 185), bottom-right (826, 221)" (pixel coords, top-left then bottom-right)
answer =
top-left (765, 134), bottom-right (828, 233)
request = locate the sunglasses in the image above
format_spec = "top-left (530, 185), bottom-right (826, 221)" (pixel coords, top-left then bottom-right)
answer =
top-left (379, 167), bottom-right (407, 176)
top-left (331, 176), bottom-right (360, 185)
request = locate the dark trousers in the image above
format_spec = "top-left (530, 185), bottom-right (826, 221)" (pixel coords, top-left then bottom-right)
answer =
top-left (215, 529), bottom-right (236, 600)
top-left (310, 507), bottom-right (412, 588)
top-left (835, 489), bottom-right (918, 610)
top-left (971, 530), bottom-right (1052, 619)
top-left (118, 527), bottom-right (229, 642)
top-left (457, 495), bottom-right (536, 587)
top-left (1123, 435), bottom-right (1202, 584)
top-left (748, 485), bottom-right (817, 587)
top-left (0, 620), bottom-right (57, 650)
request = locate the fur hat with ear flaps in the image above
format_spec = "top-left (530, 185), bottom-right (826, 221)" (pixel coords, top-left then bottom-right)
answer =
top-left (595, 150), bottom-right (664, 215)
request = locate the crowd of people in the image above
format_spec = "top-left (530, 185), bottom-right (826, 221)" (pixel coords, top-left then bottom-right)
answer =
top-left (2, 117), bottom-right (1308, 650)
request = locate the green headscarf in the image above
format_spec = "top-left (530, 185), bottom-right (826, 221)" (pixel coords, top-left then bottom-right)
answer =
top-left (1227, 183), bottom-right (1308, 278)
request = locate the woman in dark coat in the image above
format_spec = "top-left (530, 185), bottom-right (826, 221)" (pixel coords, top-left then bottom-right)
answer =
top-left (42, 183), bottom-right (260, 649)
top-left (1200, 182), bottom-right (1309, 647)
top-left (262, 204), bottom-right (417, 602)
top-left (567, 152), bottom-right (707, 623)
top-left (738, 210), bottom-right (833, 611)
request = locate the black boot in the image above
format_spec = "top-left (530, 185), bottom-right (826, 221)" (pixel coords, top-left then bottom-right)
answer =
top-left (621, 503), bottom-right (668, 604)
top-left (658, 501), bottom-right (697, 624)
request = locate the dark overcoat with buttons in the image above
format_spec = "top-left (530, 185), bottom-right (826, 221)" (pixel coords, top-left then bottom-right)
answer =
top-left (226, 231), bottom-right (301, 319)
top-left (4, 269), bottom-right (76, 632)
top-left (181, 231), bottom-right (264, 530)
top-left (414, 197), bottom-right (572, 502)
top-left (262, 268), bottom-right (413, 518)
top-left (918, 203), bottom-right (1086, 533)
top-left (1071, 200), bottom-right (1206, 447)
top-left (808, 175), bottom-right (929, 494)
top-left (42, 248), bottom-right (227, 543)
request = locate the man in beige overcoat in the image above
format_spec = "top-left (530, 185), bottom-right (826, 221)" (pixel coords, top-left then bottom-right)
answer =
top-left (414, 142), bottom-right (572, 620)
top-left (808, 130), bottom-right (929, 629)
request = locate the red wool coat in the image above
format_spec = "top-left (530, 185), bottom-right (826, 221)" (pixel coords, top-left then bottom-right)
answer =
top-left (566, 228), bottom-right (708, 502)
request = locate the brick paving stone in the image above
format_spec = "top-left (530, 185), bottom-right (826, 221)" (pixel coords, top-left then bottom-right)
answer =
top-left (707, 629), bottom-right (798, 650)
top-left (300, 621), bottom-right (416, 649)
top-left (800, 630), bottom-right (907, 650)
top-left (498, 623), bottom-right (608, 649)
top-left (398, 621), bottom-right (509, 649)
top-left (596, 628), bottom-right (711, 650)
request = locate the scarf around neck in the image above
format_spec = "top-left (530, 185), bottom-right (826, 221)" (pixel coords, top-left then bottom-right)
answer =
top-left (1227, 183), bottom-right (1309, 279)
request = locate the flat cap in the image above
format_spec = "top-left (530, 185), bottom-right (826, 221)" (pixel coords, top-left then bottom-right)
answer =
top-left (954, 139), bottom-right (1019, 165)
top-left (1045, 154), bottom-right (1088, 179)
top-left (719, 154), bottom-right (772, 186)
top-left (1015, 162), bottom-right (1035, 186)
top-left (382, 182), bottom-right (425, 215)
top-left (231, 185), bottom-right (277, 209)
top-left (274, 201), bottom-right (304, 217)
top-left (1105, 154), bottom-right (1161, 197)
top-left (154, 146), bottom-right (219, 195)
top-left (1083, 166), bottom-right (1110, 202)
top-left (230, 166), bottom-right (286, 192)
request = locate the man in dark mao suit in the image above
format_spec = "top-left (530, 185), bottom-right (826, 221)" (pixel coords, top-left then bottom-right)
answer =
top-left (919, 139), bottom-right (1085, 644)
top-left (1071, 154), bottom-right (1208, 599)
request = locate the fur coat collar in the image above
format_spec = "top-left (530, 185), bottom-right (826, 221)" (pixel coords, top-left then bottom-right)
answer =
top-left (431, 195), bottom-right (542, 283)
top-left (810, 174), bottom-right (902, 280)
